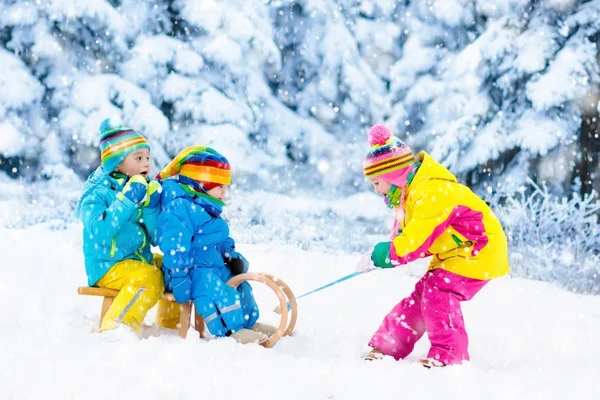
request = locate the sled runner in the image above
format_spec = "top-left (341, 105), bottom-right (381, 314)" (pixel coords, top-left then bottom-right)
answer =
top-left (78, 272), bottom-right (298, 347)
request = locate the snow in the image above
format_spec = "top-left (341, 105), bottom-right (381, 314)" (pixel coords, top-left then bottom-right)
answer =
top-left (0, 48), bottom-right (43, 109)
top-left (122, 35), bottom-right (206, 83)
top-left (427, 0), bottom-right (475, 27)
top-left (1, 222), bottom-right (599, 399)
top-left (526, 34), bottom-right (598, 111)
top-left (513, 110), bottom-right (565, 156)
top-left (514, 24), bottom-right (559, 75)
top-left (179, 124), bottom-right (262, 172)
top-left (59, 74), bottom-right (169, 146)
top-left (0, 122), bottom-right (26, 157)
top-left (1, 1), bottom-right (600, 395)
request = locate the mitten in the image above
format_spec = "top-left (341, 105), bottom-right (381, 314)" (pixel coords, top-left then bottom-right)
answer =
top-left (371, 241), bottom-right (394, 269)
top-left (117, 175), bottom-right (148, 204)
top-left (224, 250), bottom-right (249, 276)
top-left (143, 180), bottom-right (162, 208)
top-left (169, 270), bottom-right (191, 303)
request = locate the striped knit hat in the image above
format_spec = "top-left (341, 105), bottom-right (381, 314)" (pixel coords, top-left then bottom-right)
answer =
top-left (364, 124), bottom-right (415, 184)
top-left (99, 118), bottom-right (150, 173)
top-left (157, 146), bottom-right (231, 190)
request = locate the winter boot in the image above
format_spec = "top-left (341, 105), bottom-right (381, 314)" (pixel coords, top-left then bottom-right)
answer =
top-left (230, 328), bottom-right (268, 345)
top-left (419, 358), bottom-right (444, 368)
top-left (364, 347), bottom-right (385, 361)
top-left (250, 322), bottom-right (278, 337)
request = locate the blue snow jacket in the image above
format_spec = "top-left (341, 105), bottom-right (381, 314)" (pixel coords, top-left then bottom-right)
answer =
top-left (75, 166), bottom-right (159, 286)
top-left (158, 179), bottom-right (248, 289)
top-left (158, 179), bottom-right (255, 336)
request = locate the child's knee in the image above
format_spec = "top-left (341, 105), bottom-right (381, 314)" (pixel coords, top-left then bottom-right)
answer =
top-left (129, 265), bottom-right (165, 294)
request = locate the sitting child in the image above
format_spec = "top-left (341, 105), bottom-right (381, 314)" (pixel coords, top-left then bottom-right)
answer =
top-left (157, 146), bottom-right (276, 344)
top-left (75, 118), bottom-right (168, 334)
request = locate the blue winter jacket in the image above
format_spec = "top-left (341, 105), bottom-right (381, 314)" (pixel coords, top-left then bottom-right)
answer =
top-left (75, 166), bottom-right (160, 286)
top-left (158, 179), bottom-right (247, 289)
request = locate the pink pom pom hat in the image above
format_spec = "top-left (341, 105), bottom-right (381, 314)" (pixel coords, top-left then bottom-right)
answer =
top-left (363, 124), bottom-right (415, 186)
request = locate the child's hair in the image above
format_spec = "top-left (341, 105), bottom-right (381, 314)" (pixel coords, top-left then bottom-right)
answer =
top-left (157, 146), bottom-right (231, 190)
top-left (363, 124), bottom-right (415, 185)
top-left (99, 118), bottom-right (150, 173)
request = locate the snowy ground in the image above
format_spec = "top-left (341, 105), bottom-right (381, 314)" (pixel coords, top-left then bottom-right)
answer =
top-left (1, 222), bottom-right (600, 399)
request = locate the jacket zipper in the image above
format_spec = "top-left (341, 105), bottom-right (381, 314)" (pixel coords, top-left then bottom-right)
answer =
top-left (134, 208), bottom-right (148, 263)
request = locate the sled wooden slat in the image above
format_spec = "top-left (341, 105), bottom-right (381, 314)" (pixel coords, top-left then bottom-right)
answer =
top-left (77, 286), bottom-right (204, 339)
top-left (77, 287), bottom-right (119, 297)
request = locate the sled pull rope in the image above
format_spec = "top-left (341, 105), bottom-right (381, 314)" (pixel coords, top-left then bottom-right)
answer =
top-left (274, 270), bottom-right (369, 314)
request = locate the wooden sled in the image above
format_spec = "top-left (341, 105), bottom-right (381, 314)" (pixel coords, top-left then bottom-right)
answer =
top-left (77, 271), bottom-right (297, 348)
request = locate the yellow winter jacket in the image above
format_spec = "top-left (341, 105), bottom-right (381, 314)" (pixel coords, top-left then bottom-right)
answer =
top-left (391, 152), bottom-right (510, 280)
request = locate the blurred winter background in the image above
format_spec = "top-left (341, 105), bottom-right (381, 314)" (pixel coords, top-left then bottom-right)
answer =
top-left (1, 0), bottom-right (599, 293)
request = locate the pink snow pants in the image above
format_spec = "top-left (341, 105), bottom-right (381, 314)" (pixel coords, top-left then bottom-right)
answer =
top-left (369, 269), bottom-right (488, 365)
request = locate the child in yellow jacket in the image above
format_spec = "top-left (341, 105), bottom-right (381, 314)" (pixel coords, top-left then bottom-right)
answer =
top-left (361, 124), bottom-right (509, 366)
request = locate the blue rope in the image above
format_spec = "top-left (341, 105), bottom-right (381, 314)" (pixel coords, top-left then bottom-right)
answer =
top-left (282, 270), bottom-right (370, 311)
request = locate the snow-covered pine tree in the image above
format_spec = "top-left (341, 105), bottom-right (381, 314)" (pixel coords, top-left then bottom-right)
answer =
top-left (385, 0), bottom-right (600, 196)
top-left (0, 47), bottom-right (44, 178)
top-left (0, 0), bottom-right (343, 191)
top-left (269, 0), bottom-right (396, 190)
top-left (120, 0), bottom-right (340, 191)
top-left (1, 0), bottom-right (153, 178)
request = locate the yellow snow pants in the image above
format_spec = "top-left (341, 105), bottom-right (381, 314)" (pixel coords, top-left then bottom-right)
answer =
top-left (95, 254), bottom-right (179, 332)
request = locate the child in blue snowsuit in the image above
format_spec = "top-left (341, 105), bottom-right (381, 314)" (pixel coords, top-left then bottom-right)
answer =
top-left (157, 146), bottom-right (276, 344)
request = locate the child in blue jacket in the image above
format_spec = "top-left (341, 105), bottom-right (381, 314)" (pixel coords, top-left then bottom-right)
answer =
top-left (75, 118), bottom-right (168, 334)
top-left (157, 146), bottom-right (276, 344)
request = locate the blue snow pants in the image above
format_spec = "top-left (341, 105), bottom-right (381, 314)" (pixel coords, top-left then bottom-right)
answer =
top-left (190, 267), bottom-right (259, 336)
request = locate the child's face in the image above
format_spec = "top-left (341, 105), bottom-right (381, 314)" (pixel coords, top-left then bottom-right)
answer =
top-left (371, 178), bottom-right (392, 196)
top-left (206, 185), bottom-right (228, 201)
top-left (116, 148), bottom-right (151, 178)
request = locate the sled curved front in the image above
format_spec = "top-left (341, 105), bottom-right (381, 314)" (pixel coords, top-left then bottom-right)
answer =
top-left (260, 272), bottom-right (298, 337)
top-left (227, 272), bottom-right (296, 348)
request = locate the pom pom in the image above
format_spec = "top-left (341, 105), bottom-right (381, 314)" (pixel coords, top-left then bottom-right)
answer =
top-left (99, 117), bottom-right (124, 135)
top-left (368, 124), bottom-right (392, 146)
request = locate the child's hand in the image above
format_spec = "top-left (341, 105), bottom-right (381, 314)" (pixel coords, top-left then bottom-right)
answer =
top-left (224, 250), bottom-right (249, 275)
top-left (169, 270), bottom-right (191, 303)
top-left (371, 242), bottom-right (394, 269)
top-left (118, 175), bottom-right (148, 205)
top-left (143, 180), bottom-right (162, 208)
top-left (355, 246), bottom-right (376, 272)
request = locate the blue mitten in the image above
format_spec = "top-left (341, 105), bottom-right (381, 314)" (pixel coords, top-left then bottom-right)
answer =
top-left (118, 175), bottom-right (148, 205)
top-left (143, 180), bottom-right (162, 208)
top-left (170, 272), bottom-right (192, 304)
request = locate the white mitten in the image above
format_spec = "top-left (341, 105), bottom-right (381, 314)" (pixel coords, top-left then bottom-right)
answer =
top-left (355, 246), bottom-right (376, 272)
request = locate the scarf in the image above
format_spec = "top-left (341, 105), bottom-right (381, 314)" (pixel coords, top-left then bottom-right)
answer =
top-left (180, 183), bottom-right (225, 217)
top-left (387, 161), bottom-right (421, 238)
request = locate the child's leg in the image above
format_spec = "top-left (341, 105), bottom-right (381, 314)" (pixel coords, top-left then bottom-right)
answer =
top-left (155, 301), bottom-right (181, 329)
top-left (150, 254), bottom-right (181, 329)
top-left (421, 269), bottom-right (488, 365)
top-left (189, 268), bottom-right (246, 336)
top-left (368, 275), bottom-right (428, 360)
top-left (238, 281), bottom-right (260, 329)
top-left (95, 259), bottom-right (164, 333)
top-left (218, 268), bottom-right (260, 330)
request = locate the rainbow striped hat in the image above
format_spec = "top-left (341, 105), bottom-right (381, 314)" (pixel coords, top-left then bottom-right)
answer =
top-left (99, 118), bottom-right (150, 173)
top-left (364, 124), bottom-right (415, 181)
top-left (157, 146), bottom-right (231, 189)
